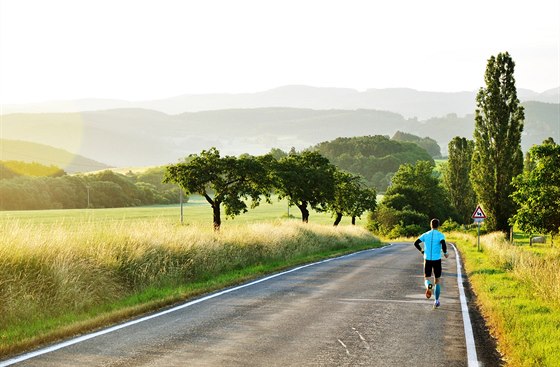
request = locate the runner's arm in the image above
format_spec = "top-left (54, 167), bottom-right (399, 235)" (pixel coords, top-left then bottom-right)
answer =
top-left (441, 240), bottom-right (448, 257)
top-left (414, 239), bottom-right (423, 254)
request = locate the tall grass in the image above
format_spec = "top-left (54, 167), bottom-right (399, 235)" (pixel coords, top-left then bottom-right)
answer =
top-left (0, 219), bottom-right (378, 355)
top-left (451, 232), bottom-right (560, 366)
top-left (480, 232), bottom-right (560, 305)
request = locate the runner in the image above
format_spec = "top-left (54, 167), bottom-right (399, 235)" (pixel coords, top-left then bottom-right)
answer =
top-left (414, 218), bottom-right (449, 308)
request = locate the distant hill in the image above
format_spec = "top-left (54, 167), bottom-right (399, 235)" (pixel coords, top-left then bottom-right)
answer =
top-left (3, 85), bottom-right (558, 119)
top-left (312, 135), bottom-right (434, 191)
top-left (1, 102), bottom-right (557, 167)
top-left (0, 139), bottom-right (110, 173)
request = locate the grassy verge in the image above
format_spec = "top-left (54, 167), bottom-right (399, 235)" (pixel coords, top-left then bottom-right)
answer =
top-left (450, 232), bottom-right (560, 367)
top-left (0, 219), bottom-right (380, 357)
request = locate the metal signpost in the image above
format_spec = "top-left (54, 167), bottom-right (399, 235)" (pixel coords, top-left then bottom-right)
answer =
top-left (471, 205), bottom-right (487, 251)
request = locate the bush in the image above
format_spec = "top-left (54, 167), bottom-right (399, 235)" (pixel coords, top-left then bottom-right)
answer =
top-left (440, 218), bottom-right (460, 232)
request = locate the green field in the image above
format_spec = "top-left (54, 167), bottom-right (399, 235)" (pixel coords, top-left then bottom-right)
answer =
top-left (451, 232), bottom-right (560, 366)
top-left (0, 195), bottom-right (365, 227)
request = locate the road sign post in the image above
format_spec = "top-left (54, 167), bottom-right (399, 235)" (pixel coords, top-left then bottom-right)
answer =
top-left (471, 205), bottom-right (487, 252)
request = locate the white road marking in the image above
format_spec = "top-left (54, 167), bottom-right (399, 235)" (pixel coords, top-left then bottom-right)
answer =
top-left (337, 339), bottom-right (351, 355)
top-left (451, 243), bottom-right (479, 367)
top-left (352, 327), bottom-right (370, 350)
top-left (338, 298), bottom-right (457, 304)
top-left (0, 244), bottom-right (393, 366)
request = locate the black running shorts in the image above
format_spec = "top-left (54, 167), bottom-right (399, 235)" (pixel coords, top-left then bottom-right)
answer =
top-left (424, 259), bottom-right (442, 278)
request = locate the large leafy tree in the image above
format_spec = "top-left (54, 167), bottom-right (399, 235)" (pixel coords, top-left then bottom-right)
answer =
top-left (327, 171), bottom-right (377, 226)
top-left (369, 161), bottom-right (453, 237)
top-left (511, 139), bottom-right (560, 244)
top-left (471, 52), bottom-right (524, 233)
top-left (164, 148), bottom-right (272, 230)
top-left (272, 151), bottom-right (336, 223)
top-left (443, 137), bottom-right (476, 224)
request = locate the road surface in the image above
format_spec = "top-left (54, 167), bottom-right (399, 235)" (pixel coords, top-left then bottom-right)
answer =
top-left (3, 243), bottom-right (485, 366)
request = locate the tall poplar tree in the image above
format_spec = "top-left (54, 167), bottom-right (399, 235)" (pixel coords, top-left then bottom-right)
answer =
top-left (471, 52), bottom-right (524, 232)
top-left (443, 137), bottom-right (476, 224)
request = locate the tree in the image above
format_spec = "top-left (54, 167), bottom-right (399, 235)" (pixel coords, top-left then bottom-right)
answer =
top-left (511, 139), bottom-right (560, 244)
top-left (443, 137), bottom-right (476, 224)
top-left (272, 151), bottom-right (336, 223)
top-left (471, 52), bottom-right (524, 233)
top-left (164, 148), bottom-right (272, 230)
top-left (369, 161), bottom-right (454, 237)
top-left (328, 171), bottom-right (377, 226)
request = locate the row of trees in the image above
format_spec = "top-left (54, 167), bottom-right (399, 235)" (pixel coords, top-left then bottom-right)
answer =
top-left (369, 52), bottom-right (559, 241)
top-left (0, 168), bottom-right (180, 210)
top-left (435, 52), bottom-right (559, 241)
top-left (164, 148), bottom-right (376, 230)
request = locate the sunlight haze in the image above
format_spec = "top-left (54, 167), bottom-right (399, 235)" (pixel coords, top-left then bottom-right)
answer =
top-left (0, 0), bottom-right (559, 104)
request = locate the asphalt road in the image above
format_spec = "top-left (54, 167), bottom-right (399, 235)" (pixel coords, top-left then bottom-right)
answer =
top-left (5, 243), bottom-right (479, 366)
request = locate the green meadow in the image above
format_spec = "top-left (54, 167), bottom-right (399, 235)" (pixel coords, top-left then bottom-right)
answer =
top-left (451, 232), bottom-right (560, 366)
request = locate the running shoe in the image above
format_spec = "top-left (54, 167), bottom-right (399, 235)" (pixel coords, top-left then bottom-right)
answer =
top-left (425, 283), bottom-right (433, 299)
top-left (433, 300), bottom-right (440, 309)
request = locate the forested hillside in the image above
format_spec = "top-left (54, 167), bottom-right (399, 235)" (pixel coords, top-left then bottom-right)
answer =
top-left (0, 166), bottom-right (180, 210)
top-left (2, 102), bottom-right (555, 167)
top-left (312, 135), bottom-right (433, 191)
top-left (0, 139), bottom-right (109, 173)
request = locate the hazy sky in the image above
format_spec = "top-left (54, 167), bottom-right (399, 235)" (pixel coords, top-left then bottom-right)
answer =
top-left (1, 0), bottom-right (558, 104)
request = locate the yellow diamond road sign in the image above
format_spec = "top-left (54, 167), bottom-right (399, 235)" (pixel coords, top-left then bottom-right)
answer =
top-left (471, 205), bottom-right (487, 219)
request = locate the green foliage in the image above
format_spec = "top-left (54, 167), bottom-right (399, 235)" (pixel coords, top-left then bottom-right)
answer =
top-left (471, 52), bottom-right (524, 232)
top-left (0, 160), bottom-right (66, 179)
top-left (271, 151), bottom-right (336, 222)
top-left (511, 139), bottom-right (560, 239)
top-left (391, 131), bottom-right (441, 158)
top-left (327, 171), bottom-right (377, 225)
top-left (164, 148), bottom-right (272, 229)
top-left (368, 161), bottom-right (454, 237)
top-left (440, 218), bottom-right (460, 232)
top-left (0, 168), bottom-right (180, 211)
top-left (442, 137), bottom-right (476, 224)
top-left (313, 135), bottom-right (434, 192)
top-left (453, 233), bottom-right (560, 366)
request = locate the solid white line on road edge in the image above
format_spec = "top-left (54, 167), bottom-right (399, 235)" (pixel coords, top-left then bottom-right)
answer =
top-left (0, 243), bottom-right (395, 366)
top-left (451, 243), bottom-right (479, 367)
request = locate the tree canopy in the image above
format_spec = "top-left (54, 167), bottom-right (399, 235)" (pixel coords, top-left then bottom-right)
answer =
top-left (271, 151), bottom-right (336, 223)
top-left (471, 52), bottom-right (524, 233)
top-left (165, 148), bottom-right (272, 230)
top-left (313, 135), bottom-right (434, 191)
top-left (327, 171), bottom-right (376, 226)
top-left (368, 160), bottom-right (454, 238)
top-left (391, 131), bottom-right (441, 158)
top-left (442, 137), bottom-right (476, 224)
top-left (511, 138), bottom-right (560, 242)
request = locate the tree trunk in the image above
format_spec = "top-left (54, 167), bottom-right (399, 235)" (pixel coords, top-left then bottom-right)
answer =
top-left (351, 216), bottom-right (356, 225)
top-left (297, 201), bottom-right (309, 223)
top-left (212, 203), bottom-right (221, 231)
top-left (333, 212), bottom-right (343, 226)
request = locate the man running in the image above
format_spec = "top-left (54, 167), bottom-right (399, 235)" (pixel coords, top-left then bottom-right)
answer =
top-left (414, 218), bottom-right (448, 308)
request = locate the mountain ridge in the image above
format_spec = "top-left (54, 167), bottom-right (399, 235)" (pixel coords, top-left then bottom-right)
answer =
top-left (3, 85), bottom-right (558, 119)
top-left (1, 102), bottom-right (557, 168)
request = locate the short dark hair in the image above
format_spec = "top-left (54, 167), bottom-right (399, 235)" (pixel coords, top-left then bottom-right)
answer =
top-left (431, 218), bottom-right (440, 228)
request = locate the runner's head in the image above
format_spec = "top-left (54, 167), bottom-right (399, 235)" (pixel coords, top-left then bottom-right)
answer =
top-left (430, 218), bottom-right (440, 229)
